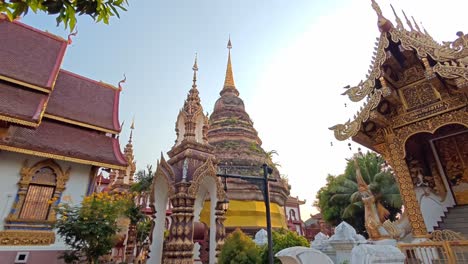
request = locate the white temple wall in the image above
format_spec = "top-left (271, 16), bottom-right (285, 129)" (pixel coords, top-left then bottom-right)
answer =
top-left (0, 151), bottom-right (92, 251)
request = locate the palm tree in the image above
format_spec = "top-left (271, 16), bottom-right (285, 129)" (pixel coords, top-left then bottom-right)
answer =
top-left (329, 152), bottom-right (402, 236)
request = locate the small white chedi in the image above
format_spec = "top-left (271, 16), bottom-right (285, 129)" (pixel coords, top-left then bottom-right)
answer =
top-left (254, 229), bottom-right (268, 246)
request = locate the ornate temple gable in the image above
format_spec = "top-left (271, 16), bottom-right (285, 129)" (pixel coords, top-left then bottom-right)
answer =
top-left (187, 157), bottom-right (226, 200)
top-left (167, 55), bottom-right (216, 184)
top-left (330, 0), bottom-right (468, 144)
top-left (173, 54), bottom-right (211, 148)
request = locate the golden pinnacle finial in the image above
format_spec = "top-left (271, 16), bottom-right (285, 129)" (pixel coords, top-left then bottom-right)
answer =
top-left (192, 53), bottom-right (198, 88)
top-left (390, 4), bottom-right (404, 30)
top-left (227, 35), bottom-right (232, 49)
top-left (401, 10), bottom-right (414, 31)
top-left (128, 117), bottom-right (135, 143)
top-left (222, 36), bottom-right (238, 95)
top-left (371, 0), bottom-right (392, 33)
top-left (371, 0), bottom-right (382, 16)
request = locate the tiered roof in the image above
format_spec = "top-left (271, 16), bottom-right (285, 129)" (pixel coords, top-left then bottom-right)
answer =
top-left (330, 0), bottom-right (468, 146)
top-left (0, 16), bottom-right (127, 169)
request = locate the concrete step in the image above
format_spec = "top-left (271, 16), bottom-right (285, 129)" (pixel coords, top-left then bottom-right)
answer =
top-left (436, 205), bottom-right (468, 238)
top-left (439, 222), bottom-right (468, 229)
top-left (442, 218), bottom-right (468, 224)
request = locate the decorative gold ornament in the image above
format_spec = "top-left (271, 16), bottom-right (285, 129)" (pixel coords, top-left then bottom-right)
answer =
top-left (431, 230), bottom-right (466, 241)
top-left (329, 88), bottom-right (384, 141)
top-left (341, 33), bottom-right (389, 102)
top-left (0, 230), bottom-right (55, 246)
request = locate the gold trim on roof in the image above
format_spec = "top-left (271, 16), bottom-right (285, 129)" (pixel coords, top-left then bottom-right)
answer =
top-left (43, 113), bottom-right (120, 134)
top-left (0, 114), bottom-right (39, 127)
top-left (341, 33), bottom-right (389, 102)
top-left (0, 74), bottom-right (51, 93)
top-left (329, 88), bottom-right (385, 141)
top-left (390, 29), bottom-right (468, 62)
top-left (0, 144), bottom-right (127, 170)
top-left (433, 61), bottom-right (468, 80)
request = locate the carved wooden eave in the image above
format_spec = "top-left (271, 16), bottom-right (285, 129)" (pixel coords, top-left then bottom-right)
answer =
top-left (341, 33), bottom-right (390, 102)
top-left (330, 14), bottom-right (468, 142)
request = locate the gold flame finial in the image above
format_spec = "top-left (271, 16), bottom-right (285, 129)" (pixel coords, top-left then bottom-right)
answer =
top-left (371, 0), bottom-right (393, 32)
top-left (221, 36), bottom-right (239, 96)
top-left (371, 0), bottom-right (382, 16)
top-left (401, 10), bottom-right (414, 31)
top-left (411, 16), bottom-right (421, 32)
top-left (390, 4), bottom-right (404, 30)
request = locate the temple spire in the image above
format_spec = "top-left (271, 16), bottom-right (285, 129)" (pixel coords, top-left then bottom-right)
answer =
top-left (192, 53), bottom-right (198, 89)
top-left (183, 54), bottom-right (202, 115)
top-left (221, 37), bottom-right (239, 96)
top-left (129, 117), bottom-right (135, 144)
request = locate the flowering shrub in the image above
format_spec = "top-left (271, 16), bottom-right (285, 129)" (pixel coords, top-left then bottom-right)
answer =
top-left (54, 192), bottom-right (134, 264)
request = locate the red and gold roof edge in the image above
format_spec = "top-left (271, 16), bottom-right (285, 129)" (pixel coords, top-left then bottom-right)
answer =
top-left (0, 18), bottom-right (127, 169)
top-left (0, 16), bottom-right (68, 92)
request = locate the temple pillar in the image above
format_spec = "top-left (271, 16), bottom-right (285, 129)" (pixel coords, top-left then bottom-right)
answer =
top-left (380, 130), bottom-right (428, 238)
top-left (164, 182), bottom-right (195, 264)
top-left (215, 201), bottom-right (227, 259)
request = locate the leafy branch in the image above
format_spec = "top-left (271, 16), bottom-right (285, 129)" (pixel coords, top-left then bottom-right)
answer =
top-left (0, 0), bottom-right (129, 31)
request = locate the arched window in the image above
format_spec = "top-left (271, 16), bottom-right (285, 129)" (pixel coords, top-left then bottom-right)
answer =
top-left (19, 167), bottom-right (57, 220)
top-left (5, 159), bottom-right (70, 229)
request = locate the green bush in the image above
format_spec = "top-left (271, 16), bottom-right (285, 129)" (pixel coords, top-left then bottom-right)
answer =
top-left (219, 229), bottom-right (261, 264)
top-left (260, 229), bottom-right (310, 264)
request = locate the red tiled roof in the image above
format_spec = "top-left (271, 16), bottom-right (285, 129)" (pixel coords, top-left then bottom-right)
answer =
top-left (46, 70), bottom-right (121, 133)
top-left (0, 18), bottom-right (67, 90)
top-left (0, 80), bottom-right (47, 125)
top-left (0, 120), bottom-right (127, 169)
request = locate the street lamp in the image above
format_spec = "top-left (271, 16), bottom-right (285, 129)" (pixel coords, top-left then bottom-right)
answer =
top-left (217, 163), bottom-right (276, 264)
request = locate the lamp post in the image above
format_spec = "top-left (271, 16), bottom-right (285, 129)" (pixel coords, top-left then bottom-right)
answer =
top-left (217, 164), bottom-right (276, 264)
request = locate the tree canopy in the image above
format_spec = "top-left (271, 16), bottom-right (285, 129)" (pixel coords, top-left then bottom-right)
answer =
top-left (315, 151), bottom-right (402, 237)
top-left (0, 0), bottom-right (129, 31)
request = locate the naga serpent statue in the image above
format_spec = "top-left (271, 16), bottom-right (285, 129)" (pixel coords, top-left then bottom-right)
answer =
top-left (353, 155), bottom-right (411, 240)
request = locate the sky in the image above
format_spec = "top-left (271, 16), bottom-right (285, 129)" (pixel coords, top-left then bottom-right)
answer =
top-left (22, 0), bottom-right (468, 220)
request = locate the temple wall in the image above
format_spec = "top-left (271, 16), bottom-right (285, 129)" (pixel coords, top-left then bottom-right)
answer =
top-left (0, 151), bottom-right (92, 254)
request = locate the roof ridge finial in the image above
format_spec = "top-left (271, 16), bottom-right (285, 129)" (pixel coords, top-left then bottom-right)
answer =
top-left (401, 9), bottom-right (414, 31)
top-left (118, 74), bottom-right (126, 91)
top-left (371, 0), bottom-right (382, 16)
top-left (420, 21), bottom-right (432, 37)
top-left (390, 4), bottom-right (404, 30)
top-left (371, 0), bottom-right (393, 33)
top-left (67, 28), bottom-right (78, 45)
top-left (221, 36), bottom-right (239, 96)
top-left (411, 16), bottom-right (422, 33)
top-left (192, 53), bottom-right (198, 89)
